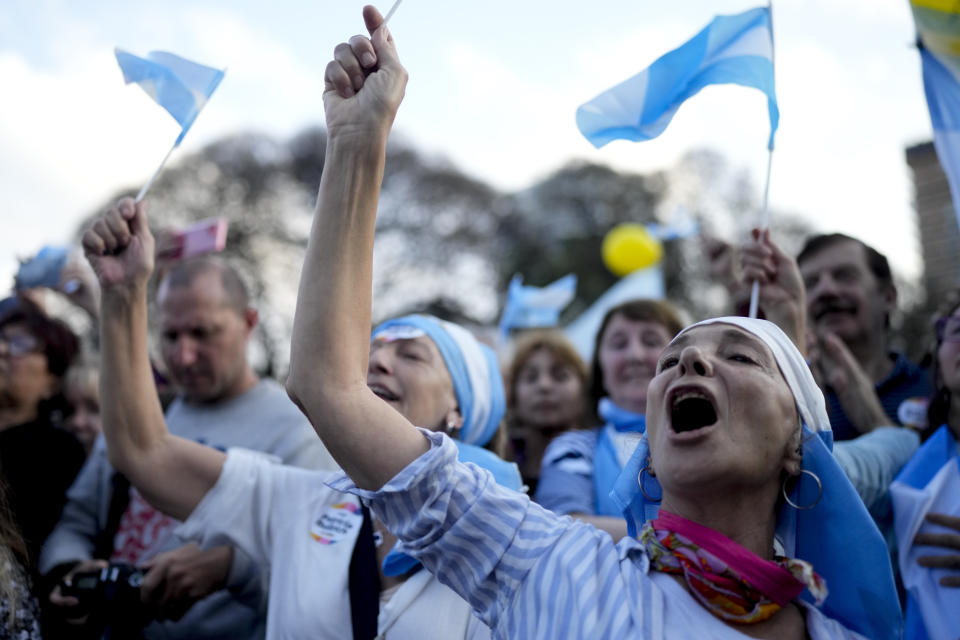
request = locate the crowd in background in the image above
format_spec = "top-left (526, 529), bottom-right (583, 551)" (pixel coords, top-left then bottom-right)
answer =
top-left (1, 10), bottom-right (959, 640)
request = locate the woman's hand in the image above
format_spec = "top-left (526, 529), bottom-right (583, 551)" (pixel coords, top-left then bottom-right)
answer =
top-left (82, 197), bottom-right (155, 295)
top-left (739, 228), bottom-right (806, 353)
top-left (323, 5), bottom-right (407, 144)
top-left (915, 512), bottom-right (960, 587)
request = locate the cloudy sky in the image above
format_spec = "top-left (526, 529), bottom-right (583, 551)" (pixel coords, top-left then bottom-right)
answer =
top-left (2, 0), bottom-right (931, 292)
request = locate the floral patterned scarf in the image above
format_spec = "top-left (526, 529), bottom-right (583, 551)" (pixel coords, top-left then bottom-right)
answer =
top-left (640, 510), bottom-right (827, 624)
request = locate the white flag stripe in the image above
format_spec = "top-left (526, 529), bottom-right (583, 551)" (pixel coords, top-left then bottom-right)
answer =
top-left (704, 24), bottom-right (773, 67)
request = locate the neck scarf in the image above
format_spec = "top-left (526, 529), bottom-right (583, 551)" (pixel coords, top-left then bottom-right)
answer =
top-left (598, 397), bottom-right (647, 433)
top-left (640, 510), bottom-right (826, 624)
top-left (594, 398), bottom-right (647, 516)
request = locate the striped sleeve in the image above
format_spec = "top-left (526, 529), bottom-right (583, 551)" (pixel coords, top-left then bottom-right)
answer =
top-left (329, 430), bottom-right (649, 638)
top-left (534, 429), bottom-right (598, 515)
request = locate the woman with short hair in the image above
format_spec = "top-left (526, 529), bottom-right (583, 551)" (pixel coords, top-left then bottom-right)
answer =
top-left (0, 298), bottom-right (85, 563)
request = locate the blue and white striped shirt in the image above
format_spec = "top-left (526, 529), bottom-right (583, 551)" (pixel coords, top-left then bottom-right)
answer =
top-left (330, 430), bottom-right (865, 640)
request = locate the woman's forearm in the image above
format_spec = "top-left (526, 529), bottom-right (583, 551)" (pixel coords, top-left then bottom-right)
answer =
top-left (100, 287), bottom-right (224, 521)
top-left (286, 11), bottom-right (427, 489)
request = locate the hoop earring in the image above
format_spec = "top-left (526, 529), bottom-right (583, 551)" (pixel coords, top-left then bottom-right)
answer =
top-left (782, 469), bottom-right (823, 510)
top-left (638, 466), bottom-right (662, 503)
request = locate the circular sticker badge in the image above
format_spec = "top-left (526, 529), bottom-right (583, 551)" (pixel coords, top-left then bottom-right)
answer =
top-left (309, 502), bottom-right (362, 545)
top-left (897, 397), bottom-right (929, 430)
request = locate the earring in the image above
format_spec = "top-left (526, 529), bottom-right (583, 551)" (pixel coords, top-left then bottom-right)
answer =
top-left (638, 465), bottom-right (662, 503)
top-left (782, 469), bottom-right (823, 510)
top-left (444, 420), bottom-right (458, 435)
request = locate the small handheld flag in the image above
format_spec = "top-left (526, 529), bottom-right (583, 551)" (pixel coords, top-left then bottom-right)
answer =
top-left (116, 49), bottom-right (224, 146)
top-left (498, 274), bottom-right (577, 342)
top-left (576, 6), bottom-right (778, 150)
top-left (115, 48), bottom-right (225, 201)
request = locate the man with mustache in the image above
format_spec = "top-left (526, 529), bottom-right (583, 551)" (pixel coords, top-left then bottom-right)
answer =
top-left (40, 255), bottom-right (335, 639)
top-left (796, 233), bottom-right (931, 441)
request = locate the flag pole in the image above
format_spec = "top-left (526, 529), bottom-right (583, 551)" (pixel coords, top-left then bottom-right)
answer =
top-left (135, 140), bottom-right (177, 203)
top-left (748, 0), bottom-right (775, 319)
top-left (747, 147), bottom-right (774, 318)
top-left (133, 64), bottom-right (226, 204)
top-left (383, 0), bottom-right (403, 24)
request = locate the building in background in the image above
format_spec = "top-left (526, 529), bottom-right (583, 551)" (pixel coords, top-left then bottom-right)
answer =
top-left (907, 141), bottom-right (960, 305)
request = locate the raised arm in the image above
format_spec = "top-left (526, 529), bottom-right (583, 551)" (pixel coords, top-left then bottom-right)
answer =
top-left (82, 198), bottom-right (224, 521)
top-left (286, 6), bottom-right (426, 489)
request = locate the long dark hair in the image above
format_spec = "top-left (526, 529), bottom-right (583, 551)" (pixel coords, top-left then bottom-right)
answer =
top-left (0, 478), bottom-right (28, 626)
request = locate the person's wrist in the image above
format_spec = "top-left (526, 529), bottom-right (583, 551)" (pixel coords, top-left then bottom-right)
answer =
top-left (101, 280), bottom-right (149, 309)
top-left (326, 125), bottom-right (391, 154)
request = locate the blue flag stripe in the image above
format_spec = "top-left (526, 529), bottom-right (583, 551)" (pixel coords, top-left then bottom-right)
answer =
top-left (115, 48), bottom-right (224, 146)
top-left (577, 6), bottom-right (778, 150)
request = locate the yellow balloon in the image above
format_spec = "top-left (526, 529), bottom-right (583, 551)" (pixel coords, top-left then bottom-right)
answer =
top-left (601, 224), bottom-right (663, 277)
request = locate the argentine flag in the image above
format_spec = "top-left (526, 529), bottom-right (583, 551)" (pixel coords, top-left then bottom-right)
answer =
top-left (576, 6), bottom-right (778, 150)
top-left (115, 49), bottom-right (225, 146)
top-left (919, 45), bottom-right (960, 233)
top-left (498, 273), bottom-right (577, 342)
top-left (890, 425), bottom-right (960, 640)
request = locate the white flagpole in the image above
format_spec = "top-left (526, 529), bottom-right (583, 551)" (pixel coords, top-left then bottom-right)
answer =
top-left (748, 148), bottom-right (774, 318)
top-left (748, 0), bottom-right (776, 319)
top-left (135, 140), bottom-right (177, 203)
top-left (383, 0), bottom-right (403, 24)
top-left (133, 68), bottom-right (226, 203)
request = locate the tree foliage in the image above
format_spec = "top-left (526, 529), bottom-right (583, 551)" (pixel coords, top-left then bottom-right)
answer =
top-left (83, 127), bottom-right (876, 376)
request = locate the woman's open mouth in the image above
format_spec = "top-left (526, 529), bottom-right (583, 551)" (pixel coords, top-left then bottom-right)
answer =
top-left (668, 387), bottom-right (718, 437)
top-left (368, 383), bottom-right (400, 403)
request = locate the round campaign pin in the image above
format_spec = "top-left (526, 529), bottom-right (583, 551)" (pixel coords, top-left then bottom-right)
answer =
top-left (309, 502), bottom-right (362, 545)
top-left (897, 397), bottom-right (929, 430)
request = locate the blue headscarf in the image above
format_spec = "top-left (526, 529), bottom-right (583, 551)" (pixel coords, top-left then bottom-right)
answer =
top-left (610, 317), bottom-right (901, 640)
top-left (372, 315), bottom-right (520, 576)
top-left (373, 315), bottom-right (504, 447)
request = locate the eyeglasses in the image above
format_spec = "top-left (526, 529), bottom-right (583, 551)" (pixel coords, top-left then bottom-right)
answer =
top-left (0, 333), bottom-right (41, 357)
top-left (935, 316), bottom-right (960, 344)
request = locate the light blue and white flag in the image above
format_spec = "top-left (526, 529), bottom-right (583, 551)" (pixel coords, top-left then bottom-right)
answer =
top-left (919, 45), bottom-right (960, 231)
top-left (890, 424), bottom-right (960, 640)
top-left (498, 273), bottom-right (577, 342)
top-left (576, 6), bottom-right (778, 150)
top-left (115, 48), bottom-right (225, 146)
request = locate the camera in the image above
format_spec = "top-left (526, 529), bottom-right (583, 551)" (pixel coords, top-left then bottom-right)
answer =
top-left (60, 562), bottom-right (149, 624)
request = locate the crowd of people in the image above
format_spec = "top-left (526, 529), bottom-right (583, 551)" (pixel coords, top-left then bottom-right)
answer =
top-left (0, 6), bottom-right (958, 639)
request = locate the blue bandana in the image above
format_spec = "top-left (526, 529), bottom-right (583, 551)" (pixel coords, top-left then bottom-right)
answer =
top-left (372, 315), bottom-right (505, 447)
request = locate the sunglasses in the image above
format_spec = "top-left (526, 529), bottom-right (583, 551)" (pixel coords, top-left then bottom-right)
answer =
top-left (0, 333), bottom-right (41, 357)
top-left (935, 316), bottom-right (960, 344)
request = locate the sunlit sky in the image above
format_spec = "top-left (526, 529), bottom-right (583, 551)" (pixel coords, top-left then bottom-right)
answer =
top-left (2, 0), bottom-right (932, 295)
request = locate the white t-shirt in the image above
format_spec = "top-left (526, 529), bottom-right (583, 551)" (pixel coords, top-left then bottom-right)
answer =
top-left (176, 448), bottom-right (490, 640)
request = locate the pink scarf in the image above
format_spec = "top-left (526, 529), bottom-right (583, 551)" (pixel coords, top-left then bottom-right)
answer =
top-left (640, 510), bottom-right (827, 624)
